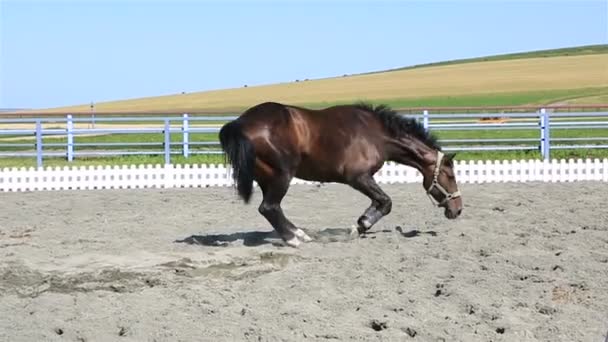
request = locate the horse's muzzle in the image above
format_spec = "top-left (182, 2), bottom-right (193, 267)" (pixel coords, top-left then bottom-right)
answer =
top-left (444, 206), bottom-right (462, 219)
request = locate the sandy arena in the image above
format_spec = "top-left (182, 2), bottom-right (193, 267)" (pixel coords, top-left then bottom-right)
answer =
top-left (1, 181), bottom-right (607, 341)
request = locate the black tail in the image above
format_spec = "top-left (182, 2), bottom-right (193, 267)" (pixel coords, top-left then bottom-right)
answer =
top-left (219, 120), bottom-right (255, 203)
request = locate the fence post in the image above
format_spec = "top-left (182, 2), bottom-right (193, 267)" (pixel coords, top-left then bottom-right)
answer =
top-left (539, 109), bottom-right (544, 158)
top-left (539, 109), bottom-right (546, 160)
top-left (164, 119), bottom-right (171, 165)
top-left (182, 113), bottom-right (189, 158)
top-left (423, 110), bottom-right (429, 130)
top-left (35, 120), bottom-right (43, 168)
top-left (544, 108), bottom-right (551, 161)
top-left (539, 108), bottom-right (550, 161)
top-left (66, 114), bottom-right (74, 162)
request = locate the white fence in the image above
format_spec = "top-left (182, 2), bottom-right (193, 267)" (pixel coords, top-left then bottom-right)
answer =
top-left (1, 158), bottom-right (606, 192)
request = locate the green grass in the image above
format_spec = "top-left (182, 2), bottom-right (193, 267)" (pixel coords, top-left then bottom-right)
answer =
top-left (2, 148), bottom-right (607, 170)
top-left (445, 149), bottom-right (608, 161)
top-left (299, 87), bottom-right (608, 112)
top-left (0, 154), bottom-right (225, 169)
top-left (437, 127), bottom-right (608, 141)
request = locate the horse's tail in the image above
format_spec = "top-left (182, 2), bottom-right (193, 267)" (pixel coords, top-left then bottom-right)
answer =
top-left (219, 120), bottom-right (255, 203)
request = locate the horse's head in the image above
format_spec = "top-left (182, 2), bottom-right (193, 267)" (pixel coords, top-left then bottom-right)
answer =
top-left (422, 151), bottom-right (462, 219)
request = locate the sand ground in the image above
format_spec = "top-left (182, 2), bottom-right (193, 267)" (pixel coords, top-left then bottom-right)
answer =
top-left (1, 181), bottom-right (607, 342)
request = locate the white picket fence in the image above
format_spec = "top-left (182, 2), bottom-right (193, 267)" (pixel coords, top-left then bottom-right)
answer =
top-left (0, 158), bottom-right (606, 192)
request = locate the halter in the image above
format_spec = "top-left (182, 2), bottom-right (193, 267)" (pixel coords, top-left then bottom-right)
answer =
top-left (426, 151), bottom-right (461, 206)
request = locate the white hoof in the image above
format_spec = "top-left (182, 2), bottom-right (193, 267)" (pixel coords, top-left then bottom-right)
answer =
top-left (350, 225), bottom-right (360, 237)
top-left (294, 229), bottom-right (313, 242)
top-left (285, 236), bottom-right (301, 248)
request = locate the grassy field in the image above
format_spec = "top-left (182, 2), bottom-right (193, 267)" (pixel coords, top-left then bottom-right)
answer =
top-left (3, 149), bottom-right (608, 169)
top-left (8, 45), bottom-right (608, 115)
top-left (563, 94), bottom-right (608, 105)
top-left (338, 87), bottom-right (608, 111)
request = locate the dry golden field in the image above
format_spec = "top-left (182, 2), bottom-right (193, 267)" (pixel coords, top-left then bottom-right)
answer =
top-left (13, 53), bottom-right (608, 115)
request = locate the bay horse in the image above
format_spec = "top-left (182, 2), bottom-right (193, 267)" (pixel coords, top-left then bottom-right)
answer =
top-left (219, 102), bottom-right (462, 247)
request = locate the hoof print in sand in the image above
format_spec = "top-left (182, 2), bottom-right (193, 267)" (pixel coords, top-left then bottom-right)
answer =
top-left (465, 304), bottom-right (476, 315)
top-left (370, 320), bottom-right (388, 331)
top-left (402, 327), bottom-right (417, 337)
top-left (434, 283), bottom-right (449, 297)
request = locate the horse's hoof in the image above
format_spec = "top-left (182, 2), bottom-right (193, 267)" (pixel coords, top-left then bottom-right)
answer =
top-left (284, 236), bottom-right (301, 248)
top-left (294, 228), bottom-right (313, 242)
top-left (350, 225), bottom-right (361, 237)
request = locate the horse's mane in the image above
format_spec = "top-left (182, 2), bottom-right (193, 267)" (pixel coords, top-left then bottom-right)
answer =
top-left (353, 102), bottom-right (441, 151)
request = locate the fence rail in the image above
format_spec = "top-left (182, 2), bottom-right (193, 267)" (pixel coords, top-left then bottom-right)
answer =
top-left (0, 158), bottom-right (606, 192)
top-left (1, 109), bottom-right (608, 167)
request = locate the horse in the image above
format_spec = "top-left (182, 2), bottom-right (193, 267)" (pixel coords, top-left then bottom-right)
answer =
top-left (219, 101), bottom-right (462, 247)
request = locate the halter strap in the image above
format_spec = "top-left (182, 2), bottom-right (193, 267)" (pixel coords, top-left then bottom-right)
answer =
top-left (426, 151), bottom-right (461, 206)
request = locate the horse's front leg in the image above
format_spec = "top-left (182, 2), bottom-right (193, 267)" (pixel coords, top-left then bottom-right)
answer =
top-left (349, 174), bottom-right (392, 234)
top-left (358, 204), bottom-right (383, 232)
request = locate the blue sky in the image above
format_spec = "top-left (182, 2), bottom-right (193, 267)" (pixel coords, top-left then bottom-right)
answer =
top-left (1, 0), bottom-right (606, 109)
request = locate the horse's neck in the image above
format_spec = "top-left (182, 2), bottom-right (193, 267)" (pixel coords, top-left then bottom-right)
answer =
top-left (385, 137), bottom-right (434, 174)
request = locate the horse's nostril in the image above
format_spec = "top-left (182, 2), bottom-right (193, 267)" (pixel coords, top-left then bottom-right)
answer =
top-left (457, 208), bottom-right (462, 215)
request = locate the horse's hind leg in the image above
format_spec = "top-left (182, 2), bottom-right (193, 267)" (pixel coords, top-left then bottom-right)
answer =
top-left (349, 174), bottom-right (392, 234)
top-left (257, 173), bottom-right (311, 247)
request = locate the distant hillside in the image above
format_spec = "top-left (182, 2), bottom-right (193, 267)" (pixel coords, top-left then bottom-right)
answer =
top-left (361, 44), bottom-right (608, 75)
top-left (0, 108), bottom-right (30, 112)
top-left (7, 44), bottom-right (608, 116)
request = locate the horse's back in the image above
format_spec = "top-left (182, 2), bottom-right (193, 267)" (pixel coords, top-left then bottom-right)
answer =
top-left (235, 102), bottom-right (291, 125)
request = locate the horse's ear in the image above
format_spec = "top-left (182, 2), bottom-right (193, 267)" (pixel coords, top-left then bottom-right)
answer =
top-left (446, 152), bottom-right (457, 161)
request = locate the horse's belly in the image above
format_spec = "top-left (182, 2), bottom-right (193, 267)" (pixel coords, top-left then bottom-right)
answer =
top-left (294, 155), bottom-right (344, 183)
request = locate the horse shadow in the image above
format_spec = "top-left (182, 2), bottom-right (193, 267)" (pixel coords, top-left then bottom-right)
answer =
top-left (174, 230), bottom-right (278, 247)
top-left (395, 226), bottom-right (438, 238)
top-left (175, 226), bottom-right (436, 248)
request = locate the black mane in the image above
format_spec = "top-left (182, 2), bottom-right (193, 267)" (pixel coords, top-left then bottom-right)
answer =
top-left (353, 102), bottom-right (441, 150)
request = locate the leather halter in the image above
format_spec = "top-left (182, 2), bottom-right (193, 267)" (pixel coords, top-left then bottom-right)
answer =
top-left (426, 151), bottom-right (461, 206)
